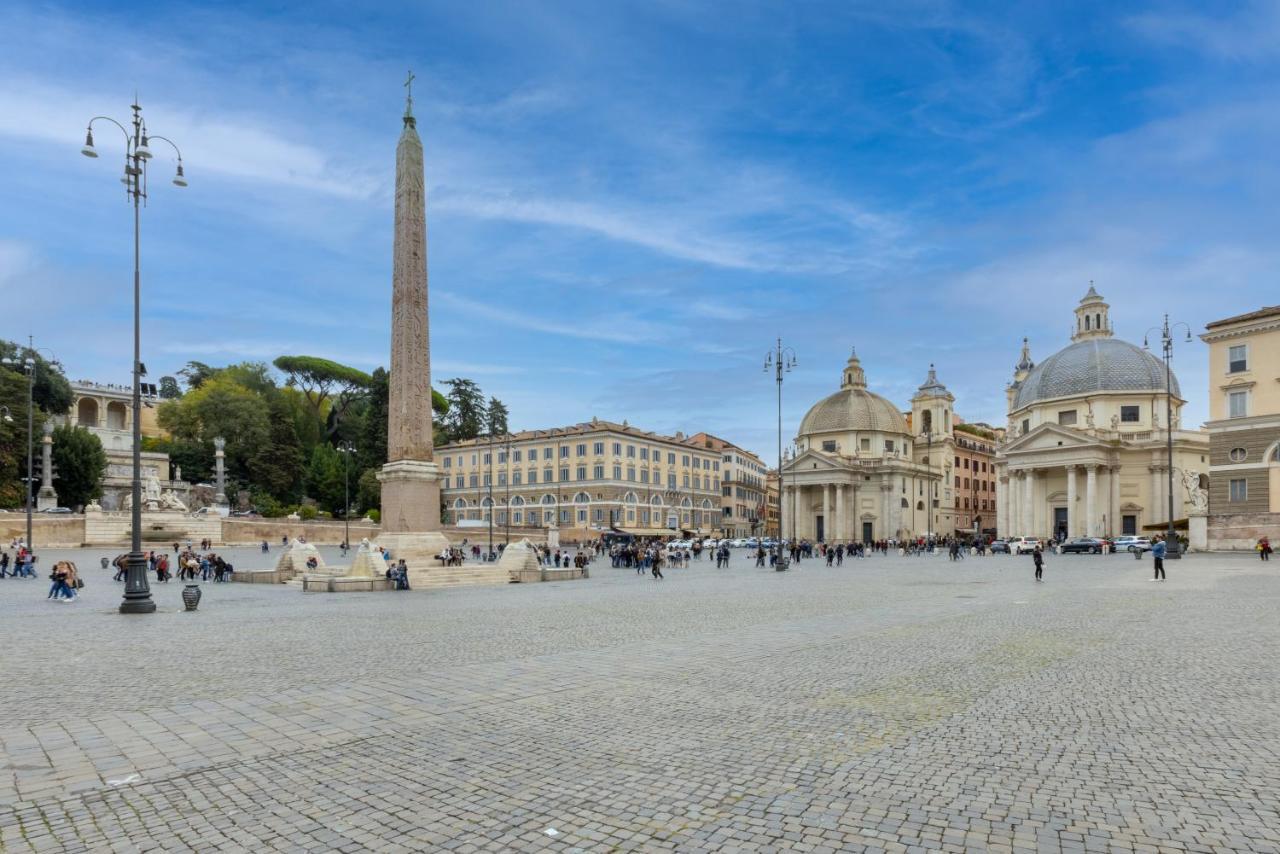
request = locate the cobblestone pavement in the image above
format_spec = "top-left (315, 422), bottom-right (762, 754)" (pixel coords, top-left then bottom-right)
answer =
top-left (0, 551), bottom-right (1277, 852)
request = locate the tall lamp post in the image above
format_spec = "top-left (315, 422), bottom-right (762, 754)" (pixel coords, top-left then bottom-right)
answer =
top-left (486, 433), bottom-right (495, 560)
top-left (503, 432), bottom-right (513, 546)
top-left (764, 339), bottom-right (797, 570)
top-left (1144, 315), bottom-right (1192, 559)
top-left (2, 340), bottom-right (56, 551)
top-left (337, 442), bottom-right (355, 552)
top-left (81, 101), bottom-right (188, 613)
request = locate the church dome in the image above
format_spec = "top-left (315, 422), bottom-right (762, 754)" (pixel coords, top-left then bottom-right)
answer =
top-left (799, 349), bottom-right (910, 436)
top-left (1012, 337), bottom-right (1178, 410)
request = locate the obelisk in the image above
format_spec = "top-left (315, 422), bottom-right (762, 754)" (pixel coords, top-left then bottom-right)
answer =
top-left (376, 72), bottom-right (449, 559)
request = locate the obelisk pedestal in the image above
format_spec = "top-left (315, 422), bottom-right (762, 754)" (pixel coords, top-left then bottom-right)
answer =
top-left (375, 74), bottom-right (451, 571)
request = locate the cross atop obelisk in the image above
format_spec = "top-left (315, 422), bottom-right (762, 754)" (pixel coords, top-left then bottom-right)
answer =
top-left (378, 73), bottom-right (447, 547)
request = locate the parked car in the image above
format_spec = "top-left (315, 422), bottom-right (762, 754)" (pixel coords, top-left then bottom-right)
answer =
top-left (1008, 536), bottom-right (1042, 555)
top-left (1060, 536), bottom-right (1107, 554)
top-left (1113, 536), bottom-right (1152, 553)
top-left (989, 539), bottom-right (1011, 554)
top-left (743, 538), bottom-right (760, 549)
top-left (39, 507), bottom-right (72, 514)
top-left (760, 538), bottom-right (777, 549)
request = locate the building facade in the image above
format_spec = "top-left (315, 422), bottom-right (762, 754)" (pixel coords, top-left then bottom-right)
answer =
top-left (1200, 306), bottom-right (1280, 549)
top-left (688, 433), bottom-right (767, 537)
top-left (60, 380), bottom-right (186, 512)
top-left (764, 470), bottom-right (780, 538)
top-left (951, 424), bottom-right (999, 536)
top-left (782, 350), bottom-right (942, 543)
top-left (995, 287), bottom-right (1210, 540)
top-left (437, 419), bottom-right (722, 537)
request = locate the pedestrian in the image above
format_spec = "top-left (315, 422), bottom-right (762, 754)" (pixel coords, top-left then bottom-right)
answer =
top-left (1151, 537), bottom-right (1166, 581)
top-left (1259, 537), bottom-right (1272, 561)
top-left (1033, 545), bottom-right (1044, 582)
top-left (652, 552), bottom-right (664, 580)
top-left (0, 550), bottom-right (9, 578)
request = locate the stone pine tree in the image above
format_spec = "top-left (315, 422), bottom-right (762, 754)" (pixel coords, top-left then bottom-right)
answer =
top-left (157, 376), bottom-right (182, 399)
top-left (50, 425), bottom-right (107, 510)
top-left (251, 395), bottom-right (305, 502)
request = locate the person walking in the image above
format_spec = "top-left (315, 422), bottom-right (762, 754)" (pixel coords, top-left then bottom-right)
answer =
top-left (651, 551), bottom-right (664, 580)
top-left (1032, 545), bottom-right (1044, 582)
top-left (1151, 537), bottom-right (1166, 581)
top-left (1259, 537), bottom-right (1272, 561)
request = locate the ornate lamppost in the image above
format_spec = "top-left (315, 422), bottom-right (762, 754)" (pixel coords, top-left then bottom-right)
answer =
top-left (81, 101), bottom-right (187, 613)
top-left (764, 339), bottom-right (796, 570)
top-left (337, 442), bottom-right (355, 553)
top-left (1144, 315), bottom-right (1192, 559)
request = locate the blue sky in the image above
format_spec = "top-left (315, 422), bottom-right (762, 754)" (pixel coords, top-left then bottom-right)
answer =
top-left (1, 1), bottom-right (1276, 459)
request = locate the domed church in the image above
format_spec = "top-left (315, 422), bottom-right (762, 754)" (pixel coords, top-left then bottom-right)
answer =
top-left (781, 349), bottom-right (949, 543)
top-left (995, 287), bottom-right (1209, 540)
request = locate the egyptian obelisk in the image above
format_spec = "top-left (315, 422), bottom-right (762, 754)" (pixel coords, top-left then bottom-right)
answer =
top-left (377, 72), bottom-right (449, 559)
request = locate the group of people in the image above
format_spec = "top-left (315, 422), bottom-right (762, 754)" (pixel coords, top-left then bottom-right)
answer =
top-left (0, 544), bottom-right (37, 578)
top-left (113, 546), bottom-right (235, 583)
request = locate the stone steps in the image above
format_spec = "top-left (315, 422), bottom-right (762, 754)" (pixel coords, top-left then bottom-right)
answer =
top-left (406, 565), bottom-right (511, 589)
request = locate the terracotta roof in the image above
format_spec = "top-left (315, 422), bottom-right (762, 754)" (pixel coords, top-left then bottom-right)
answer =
top-left (439, 420), bottom-right (714, 451)
top-left (1204, 305), bottom-right (1280, 329)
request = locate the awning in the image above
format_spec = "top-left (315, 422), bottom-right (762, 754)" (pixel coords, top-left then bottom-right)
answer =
top-left (1142, 519), bottom-right (1189, 531)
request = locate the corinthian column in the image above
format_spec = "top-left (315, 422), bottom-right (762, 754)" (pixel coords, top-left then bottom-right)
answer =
top-left (1085, 465), bottom-right (1098, 537)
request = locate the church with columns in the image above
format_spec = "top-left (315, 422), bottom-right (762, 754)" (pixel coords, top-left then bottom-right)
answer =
top-left (995, 287), bottom-right (1209, 540)
top-left (781, 350), bottom-right (969, 543)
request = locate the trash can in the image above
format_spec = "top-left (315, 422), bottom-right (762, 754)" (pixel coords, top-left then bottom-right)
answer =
top-left (1133, 547), bottom-right (1143, 560)
top-left (100, 556), bottom-right (110, 569)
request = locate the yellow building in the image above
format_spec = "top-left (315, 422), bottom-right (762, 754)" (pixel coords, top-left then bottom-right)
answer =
top-left (687, 432), bottom-right (768, 538)
top-left (437, 418), bottom-right (722, 538)
top-left (1200, 305), bottom-right (1280, 548)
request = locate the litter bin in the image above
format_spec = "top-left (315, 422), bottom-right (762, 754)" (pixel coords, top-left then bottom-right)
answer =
top-left (1133, 547), bottom-right (1143, 560)
top-left (100, 556), bottom-right (110, 569)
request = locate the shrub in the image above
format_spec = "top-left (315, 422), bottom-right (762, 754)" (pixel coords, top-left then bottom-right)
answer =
top-left (298, 504), bottom-right (318, 521)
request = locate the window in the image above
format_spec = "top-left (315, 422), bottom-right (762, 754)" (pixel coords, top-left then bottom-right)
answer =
top-left (682, 455), bottom-right (690, 466)
top-left (593, 442), bottom-right (604, 455)
top-left (860, 438), bottom-right (871, 451)
top-left (483, 474), bottom-right (491, 486)
top-left (640, 448), bottom-right (649, 461)
top-left (454, 476), bottom-right (463, 488)
top-left (963, 458), bottom-right (970, 469)
top-left (471, 454), bottom-right (478, 466)
top-left (627, 467), bottom-right (636, 481)
top-left (498, 473), bottom-right (506, 486)
top-left (543, 447), bottom-right (553, 460)
top-left (640, 469), bottom-right (649, 483)
top-left (955, 456), bottom-right (961, 466)
top-left (613, 465), bottom-right (622, 479)
top-left (683, 474), bottom-right (690, 487)
top-left (560, 445), bottom-right (569, 458)
top-left (667, 453), bottom-right (676, 465)
top-left (1229, 391), bottom-right (1249, 418)
top-left (668, 474), bottom-right (676, 489)
top-left (1228, 344), bottom-right (1248, 373)
top-left (576, 444), bottom-right (586, 457)
top-left (626, 445), bottom-right (636, 458)
top-left (576, 466), bottom-right (587, 480)
top-left (497, 451), bottom-right (507, 463)
top-left (1229, 478), bottom-right (1248, 502)
top-left (559, 468), bottom-right (569, 482)
top-left (543, 468), bottom-right (553, 482)
top-left (885, 440), bottom-right (895, 453)
top-left (513, 450), bottom-right (522, 462)
top-left (613, 443), bottom-right (622, 455)
top-left (1120, 406), bottom-right (1140, 423)
top-left (1229, 447), bottom-right (1247, 462)
top-left (469, 475), bottom-right (478, 488)
top-left (821, 440), bottom-right (836, 452)
top-left (443, 457), bottom-right (452, 469)
top-left (593, 465), bottom-right (604, 479)
top-left (528, 469), bottom-right (537, 484)
top-left (483, 452), bottom-right (491, 464)
top-left (512, 471), bottom-right (521, 485)
top-left (1058, 410), bottom-right (1077, 426)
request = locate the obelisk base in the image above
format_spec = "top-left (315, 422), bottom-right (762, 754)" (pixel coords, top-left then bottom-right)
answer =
top-left (377, 459), bottom-right (444, 534)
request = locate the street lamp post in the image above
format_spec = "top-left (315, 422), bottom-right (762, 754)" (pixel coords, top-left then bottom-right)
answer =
top-left (487, 433), bottom-right (494, 560)
top-left (764, 338), bottom-right (797, 570)
top-left (81, 101), bottom-right (188, 614)
top-left (1145, 315), bottom-right (1192, 560)
top-left (503, 432), bottom-right (513, 546)
top-left (337, 442), bottom-right (355, 553)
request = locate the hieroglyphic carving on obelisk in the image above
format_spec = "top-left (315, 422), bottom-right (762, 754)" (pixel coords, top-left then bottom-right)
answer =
top-left (378, 71), bottom-right (446, 537)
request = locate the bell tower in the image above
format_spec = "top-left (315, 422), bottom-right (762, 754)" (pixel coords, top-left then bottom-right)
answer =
top-left (911, 364), bottom-right (954, 438)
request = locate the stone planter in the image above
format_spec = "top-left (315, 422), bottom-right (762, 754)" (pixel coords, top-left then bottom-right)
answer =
top-left (182, 583), bottom-right (202, 611)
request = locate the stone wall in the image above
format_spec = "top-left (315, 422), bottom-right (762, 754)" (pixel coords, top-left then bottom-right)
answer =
top-left (83, 512), bottom-right (223, 546)
top-left (0, 514), bottom-right (85, 547)
top-left (221, 518), bottom-right (383, 545)
top-left (1207, 512), bottom-right (1280, 551)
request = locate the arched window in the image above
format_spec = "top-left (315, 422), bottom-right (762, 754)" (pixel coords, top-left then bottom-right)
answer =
top-left (922, 410), bottom-right (932, 433)
top-left (573, 492), bottom-right (590, 504)
top-left (453, 498), bottom-right (467, 509)
top-left (480, 497), bottom-right (494, 508)
top-left (511, 496), bottom-right (525, 506)
top-left (916, 500), bottom-right (924, 511)
top-left (541, 494), bottom-right (556, 505)
top-left (651, 495), bottom-right (664, 506)
top-left (1096, 313), bottom-right (1102, 329)
top-left (680, 497), bottom-right (692, 508)
top-left (77, 398), bottom-right (99, 428)
top-left (1085, 315), bottom-right (1091, 330)
top-left (701, 498), bottom-right (713, 509)
top-left (623, 492), bottom-right (638, 504)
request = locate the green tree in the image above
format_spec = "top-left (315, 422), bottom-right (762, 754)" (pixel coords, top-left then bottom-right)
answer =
top-left (51, 425), bottom-right (107, 510)
top-left (251, 395), bottom-right (306, 501)
top-left (305, 443), bottom-right (347, 515)
top-left (486, 396), bottom-right (509, 436)
top-left (0, 340), bottom-right (74, 415)
top-left (443, 378), bottom-right (486, 442)
top-left (357, 467), bottom-right (381, 511)
top-left (157, 376), bottom-right (182, 399)
top-left (157, 373), bottom-right (270, 490)
top-left (360, 367), bottom-right (390, 469)
top-left (273, 355), bottom-right (372, 439)
top-left (177, 360), bottom-right (218, 390)
top-left (0, 367), bottom-right (41, 508)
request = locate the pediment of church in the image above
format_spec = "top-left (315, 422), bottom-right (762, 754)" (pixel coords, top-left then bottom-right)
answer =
top-left (784, 449), bottom-right (846, 474)
top-left (1003, 423), bottom-right (1101, 455)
